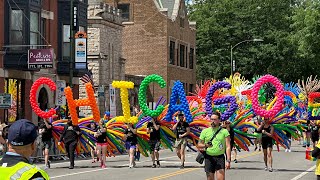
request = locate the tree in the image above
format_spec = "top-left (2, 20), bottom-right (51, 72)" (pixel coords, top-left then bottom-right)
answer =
top-left (189, 0), bottom-right (320, 82)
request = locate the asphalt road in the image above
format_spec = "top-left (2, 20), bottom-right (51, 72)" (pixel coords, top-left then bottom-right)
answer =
top-left (40, 141), bottom-right (317, 180)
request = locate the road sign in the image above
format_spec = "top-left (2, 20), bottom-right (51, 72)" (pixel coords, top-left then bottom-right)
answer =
top-left (0, 93), bottom-right (12, 109)
top-left (55, 80), bottom-right (66, 106)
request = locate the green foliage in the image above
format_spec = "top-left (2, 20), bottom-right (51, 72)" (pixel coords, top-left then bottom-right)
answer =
top-left (189, 0), bottom-right (320, 82)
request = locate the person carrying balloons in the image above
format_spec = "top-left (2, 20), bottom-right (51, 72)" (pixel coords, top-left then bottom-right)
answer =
top-left (147, 117), bottom-right (161, 168)
top-left (222, 120), bottom-right (237, 163)
top-left (124, 123), bottom-right (138, 168)
top-left (58, 118), bottom-right (81, 169)
top-left (311, 121), bottom-right (320, 149)
top-left (88, 122), bottom-right (98, 163)
top-left (94, 119), bottom-right (107, 168)
top-left (173, 113), bottom-right (190, 169)
top-left (257, 118), bottom-right (274, 172)
top-left (312, 140), bottom-right (320, 180)
top-left (38, 118), bottom-right (53, 169)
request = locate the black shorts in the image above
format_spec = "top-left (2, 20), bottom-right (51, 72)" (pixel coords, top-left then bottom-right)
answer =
top-left (204, 154), bottom-right (225, 173)
top-left (312, 135), bottom-right (319, 142)
top-left (262, 138), bottom-right (273, 149)
top-left (40, 140), bottom-right (52, 150)
top-left (149, 140), bottom-right (161, 152)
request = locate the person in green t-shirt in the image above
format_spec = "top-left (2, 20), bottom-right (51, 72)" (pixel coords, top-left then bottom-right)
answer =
top-left (198, 112), bottom-right (231, 180)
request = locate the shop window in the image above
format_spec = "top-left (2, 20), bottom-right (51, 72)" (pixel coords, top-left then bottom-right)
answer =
top-left (5, 79), bottom-right (25, 123)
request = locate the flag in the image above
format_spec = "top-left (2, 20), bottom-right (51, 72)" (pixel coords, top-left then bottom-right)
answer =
top-left (80, 70), bottom-right (94, 86)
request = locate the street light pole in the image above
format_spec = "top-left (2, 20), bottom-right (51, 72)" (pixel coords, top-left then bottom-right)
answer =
top-left (230, 38), bottom-right (263, 76)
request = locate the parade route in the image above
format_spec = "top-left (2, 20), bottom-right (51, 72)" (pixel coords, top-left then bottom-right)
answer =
top-left (42, 141), bottom-right (316, 180)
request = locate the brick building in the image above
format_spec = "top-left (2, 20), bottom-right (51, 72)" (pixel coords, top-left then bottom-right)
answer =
top-left (0, 0), bottom-right (88, 125)
top-left (79, 2), bottom-right (125, 117)
top-left (106, 0), bottom-right (196, 104)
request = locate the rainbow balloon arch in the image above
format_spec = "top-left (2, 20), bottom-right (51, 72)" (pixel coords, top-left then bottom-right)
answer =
top-left (28, 73), bottom-right (318, 158)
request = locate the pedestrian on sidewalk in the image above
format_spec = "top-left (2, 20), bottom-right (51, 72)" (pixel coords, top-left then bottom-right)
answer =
top-left (0, 119), bottom-right (49, 179)
top-left (198, 112), bottom-right (231, 180)
top-left (173, 113), bottom-right (190, 169)
top-left (39, 118), bottom-right (53, 169)
top-left (124, 123), bottom-right (138, 168)
top-left (257, 118), bottom-right (274, 172)
top-left (58, 118), bottom-right (81, 169)
top-left (147, 117), bottom-right (161, 168)
top-left (94, 119), bottom-right (107, 168)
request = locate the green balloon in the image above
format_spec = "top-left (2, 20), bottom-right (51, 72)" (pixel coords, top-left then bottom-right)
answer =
top-left (138, 74), bottom-right (166, 117)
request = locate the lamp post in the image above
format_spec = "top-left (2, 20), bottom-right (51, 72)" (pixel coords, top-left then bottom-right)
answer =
top-left (230, 38), bottom-right (263, 75)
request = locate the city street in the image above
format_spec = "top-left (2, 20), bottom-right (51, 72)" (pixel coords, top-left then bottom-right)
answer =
top-left (41, 141), bottom-right (317, 180)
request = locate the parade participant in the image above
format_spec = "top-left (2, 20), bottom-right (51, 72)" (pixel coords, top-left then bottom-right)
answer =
top-left (147, 117), bottom-right (161, 168)
top-left (257, 118), bottom-right (274, 172)
top-left (172, 113), bottom-right (190, 169)
top-left (0, 119), bottom-right (49, 179)
top-left (198, 112), bottom-right (231, 180)
top-left (38, 118), bottom-right (53, 169)
top-left (58, 118), bottom-right (81, 169)
top-left (306, 120), bottom-right (312, 148)
top-left (311, 121), bottom-right (320, 149)
top-left (222, 120), bottom-right (237, 163)
top-left (88, 122), bottom-right (97, 163)
top-left (254, 117), bottom-right (262, 151)
top-left (312, 141), bottom-right (320, 180)
top-left (284, 129), bottom-right (292, 152)
top-left (124, 123), bottom-right (138, 168)
top-left (94, 119), bottom-right (107, 168)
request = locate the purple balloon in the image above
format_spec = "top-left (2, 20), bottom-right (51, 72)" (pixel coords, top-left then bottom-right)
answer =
top-left (205, 81), bottom-right (231, 116)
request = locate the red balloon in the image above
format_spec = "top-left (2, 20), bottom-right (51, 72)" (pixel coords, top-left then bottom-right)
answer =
top-left (30, 77), bottom-right (56, 118)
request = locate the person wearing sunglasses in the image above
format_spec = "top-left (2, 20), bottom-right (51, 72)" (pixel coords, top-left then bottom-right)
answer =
top-left (198, 112), bottom-right (231, 180)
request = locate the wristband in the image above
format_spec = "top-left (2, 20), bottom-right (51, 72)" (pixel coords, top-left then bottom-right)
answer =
top-left (226, 160), bottom-right (231, 163)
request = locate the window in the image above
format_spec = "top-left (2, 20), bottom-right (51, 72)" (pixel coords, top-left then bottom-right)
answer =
top-left (189, 84), bottom-right (194, 93)
top-left (185, 46), bottom-right (188, 68)
top-left (118, 4), bottom-right (130, 22)
top-left (30, 12), bottom-right (39, 48)
top-left (189, 48), bottom-right (194, 69)
top-left (169, 41), bottom-right (175, 65)
top-left (63, 25), bottom-right (70, 57)
top-left (5, 79), bottom-right (25, 123)
top-left (10, 9), bottom-right (23, 48)
top-left (40, 18), bottom-right (46, 46)
top-left (180, 44), bottom-right (185, 67)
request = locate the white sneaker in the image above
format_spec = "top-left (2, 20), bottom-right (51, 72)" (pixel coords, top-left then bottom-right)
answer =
top-left (285, 149), bottom-right (288, 152)
top-left (288, 149), bottom-right (291, 152)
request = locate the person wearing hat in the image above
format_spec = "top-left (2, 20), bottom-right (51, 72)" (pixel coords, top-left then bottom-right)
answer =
top-left (172, 113), bottom-right (190, 169)
top-left (0, 119), bottom-right (49, 179)
top-left (58, 118), bottom-right (81, 169)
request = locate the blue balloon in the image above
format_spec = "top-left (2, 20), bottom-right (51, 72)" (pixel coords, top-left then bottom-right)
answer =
top-left (165, 81), bottom-right (192, 122)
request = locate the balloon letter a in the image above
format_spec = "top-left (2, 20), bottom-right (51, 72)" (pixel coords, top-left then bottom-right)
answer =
top-left (165, 81), bottom-right (192, 122)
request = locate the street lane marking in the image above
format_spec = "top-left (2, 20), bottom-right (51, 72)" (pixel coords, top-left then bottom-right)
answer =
top-left (50, 154), bottom-right (194, 179)
top-left (145, 168), bottom-right (198, 180)
top-left (290, 165), bottom-right (316, 180)
top-left (144, 151), bottom-right (261, 180)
